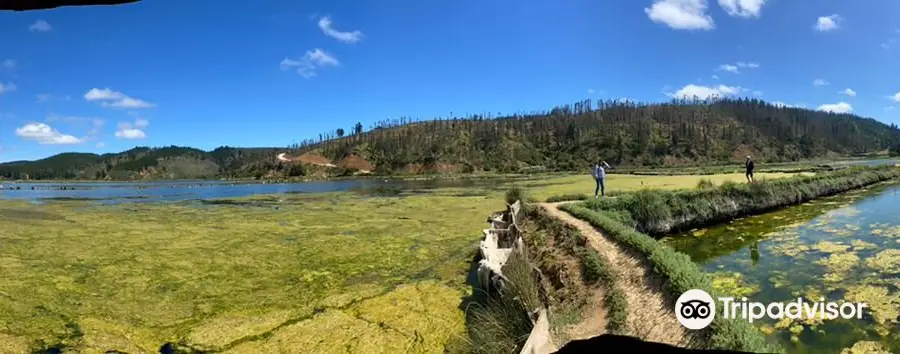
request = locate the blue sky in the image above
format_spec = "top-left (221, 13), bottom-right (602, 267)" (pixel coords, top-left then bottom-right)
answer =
top-left (1, 0), bottom-right (899, 162)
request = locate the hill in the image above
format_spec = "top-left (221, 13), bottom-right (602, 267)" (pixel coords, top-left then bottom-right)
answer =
top-left (3, 98), bottom-right (900, 180)
top-left (295, 98), bottom-right (900, 173)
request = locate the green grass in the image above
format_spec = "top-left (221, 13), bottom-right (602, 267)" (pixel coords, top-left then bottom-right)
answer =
top-left (530, 172), bottom-right (804, 202)
top-left (559, 204), bottom-right (779, 353)
top-left (580, 165), bottom-right (900, 235)
top-left (0, 193), bottom-right (500, 353)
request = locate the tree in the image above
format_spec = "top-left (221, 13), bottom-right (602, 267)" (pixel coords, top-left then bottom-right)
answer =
top-left (336, 128), bottom-right (345, 138)
top-left (354, 122), bottom-right (363, 135)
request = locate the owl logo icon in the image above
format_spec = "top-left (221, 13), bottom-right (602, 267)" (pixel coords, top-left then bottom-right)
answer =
top-left (676, 289), bottom-right (716, 329)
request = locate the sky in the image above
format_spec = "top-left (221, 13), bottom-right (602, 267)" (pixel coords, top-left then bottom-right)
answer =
top-left (1, 0), bottom-right (899, 162)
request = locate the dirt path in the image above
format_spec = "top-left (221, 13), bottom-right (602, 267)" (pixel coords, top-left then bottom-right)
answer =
top-left (539, 202), bottom-right (693, 348)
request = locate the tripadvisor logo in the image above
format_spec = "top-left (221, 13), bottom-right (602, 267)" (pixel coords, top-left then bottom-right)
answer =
top-left (675, 289), bottom-right (868, 330)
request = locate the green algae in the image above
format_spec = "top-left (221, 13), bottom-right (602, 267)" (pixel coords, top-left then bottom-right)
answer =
top-left (711, 272), bottom-right (760, 298)
top-left (866, 249), bottom-right (900, 274)
top-left (813, 241), bottom-right (850, 254)
top-left (665, 181), bottom-right (900, 353)
top-left (817, 252), bottom-right (861, 284)
top-left (842, 285), bottom-right (900, 336)
top-left (0, 193), bottom-right (499, 352)
top-left (840, 341), bottom-right (891, 354)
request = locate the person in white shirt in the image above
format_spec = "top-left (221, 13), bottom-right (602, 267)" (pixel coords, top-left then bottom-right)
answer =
top-left (592, 159), bottom-right (612, 198)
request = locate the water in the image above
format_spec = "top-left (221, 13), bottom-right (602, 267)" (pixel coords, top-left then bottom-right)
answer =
top-left (663, 182), bottom-right (900, 353)
top-left (0, 177), bottom-right (518, 203)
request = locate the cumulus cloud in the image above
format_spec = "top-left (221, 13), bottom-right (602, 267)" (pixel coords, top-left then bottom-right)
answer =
top-left (280, 48), bottom-right (340, 78)
top-left (115, 118), bottom-right (149, 140)
top-left (317, 16), bottom-right (363, 43)
top-left (28, 20), bottom-right (52, 32)
top-left (841, 88), bottom-right (857, 97)
top-left (15, 123), bottom-right (83, 145)
top-left (817, 102), bottom-right (853, 114)
top-left (815, 15), bottom-right (841, 32)
top-left (711, 74), bottom-right (719, 80)
top-left (671, 84), bottom-right (742, 100)
top-left (813, 79), bottom-right (830, 87)
top-left (892, 92), bottom-right (900, 102)
top-left (0, 82), bottom-right (16, 94)
top-left (645, 0), bottom-right (715, 30)
top-left (718, 0), bottom-right (766, 18)
top-left (84, 88), bottom-right (155, 109)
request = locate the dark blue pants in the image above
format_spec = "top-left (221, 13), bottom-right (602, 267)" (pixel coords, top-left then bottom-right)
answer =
top-left (595, 178), bottom-right (605, 197)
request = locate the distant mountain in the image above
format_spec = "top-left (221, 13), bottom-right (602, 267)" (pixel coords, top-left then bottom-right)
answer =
top-left (0, 146), bottom-right (288, 180)
top-left (4, 98), bottom-right (900, 180)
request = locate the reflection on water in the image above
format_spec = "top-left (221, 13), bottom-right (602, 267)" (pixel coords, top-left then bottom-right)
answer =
top-left (663, 182), bottom-right (900, 353)
top-left (0, 177), bottom-right (522, 204)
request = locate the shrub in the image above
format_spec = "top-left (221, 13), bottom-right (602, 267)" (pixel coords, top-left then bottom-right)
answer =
top-left (696, 178), bottom-right (715, 189)
top-left (505, 187), bottom-right (529, 206)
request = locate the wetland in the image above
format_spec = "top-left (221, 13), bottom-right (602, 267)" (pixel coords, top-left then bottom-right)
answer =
top-left (663, 181), bottom-right (900, 353)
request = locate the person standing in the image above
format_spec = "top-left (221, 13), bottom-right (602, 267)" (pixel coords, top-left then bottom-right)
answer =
top-left (593, 159), bottom-right (611, 198)
top-left (745, 156), bottom-right (755, 183)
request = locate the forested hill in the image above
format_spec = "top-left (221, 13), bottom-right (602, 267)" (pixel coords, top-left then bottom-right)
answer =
top-left (3, 98), bottom-right (900, 180)
top-left (295, 98), bottom-right (900, 173)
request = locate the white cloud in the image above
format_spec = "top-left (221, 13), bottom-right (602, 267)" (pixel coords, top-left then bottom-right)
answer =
top-left (813, 79), bottom-right (830, 87)
top-left (841, 88), bottom-right (857, 97)
top-left (96, 142), bottom-right (106, 148)
top-left (587, 89), bottom-right (596, 94)
top-left (717, 64), bottom-right (740, 73)
top-left (15, 123), bottom-right (83, 145)
top-left (671, 84), bottom-right (742, 100)
top-left (736, 61), bottom-right (759, 68)
top-left (28, 20), bottom-right (52, 32)
top-left (84, 88), bottom-right (154, 109)
top-left (645, 0), bottom-right (715, 30)
top-left (36, 94), bottom-right (51, 103)
top-left (815, 15), bottom-right (841, 32)
top-left (0, 82), bottom-right (16, 94)
top-left (711, 74), bottom-right (719, 80)
top-left (280, 48), bottom-right (340, 78)
top-left (886, 106), bottom-right (895, 111)
top-left (115, 119), bottom-right (148, 140)
top-left (752, 90), bottom-right (763, 96)
top-left (718, 0), bottom-right (766, 18)
top-left (2, 59), bottom-right (16, 69)
top-left (892, 92), bottom-right (900, 102)
top-left (817, 102), bottom-right (853, 114)
top-left (883, 39), bottom-right (896, 50)
top-left (84, 88), bottom-right (124, 101)
top-left (317, 16), bottom-right (364, 43)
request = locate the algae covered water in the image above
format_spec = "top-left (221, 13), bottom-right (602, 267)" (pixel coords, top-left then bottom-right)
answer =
top-left (663, 182), bottom-right (900, 353)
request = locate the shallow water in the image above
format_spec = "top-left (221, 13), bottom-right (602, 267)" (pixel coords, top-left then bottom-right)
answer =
top-left (0, 177), bottom-right (519, 203)
top-left (663, 182), bottom-right (900, 353)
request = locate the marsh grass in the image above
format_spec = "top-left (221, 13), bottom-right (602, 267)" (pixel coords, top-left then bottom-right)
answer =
top-left (465, 252), bottom-right (542, 354)
top-left (583, 166), bottom-right (900, 235)
top-left (0, 192), bottom-right (498, 353)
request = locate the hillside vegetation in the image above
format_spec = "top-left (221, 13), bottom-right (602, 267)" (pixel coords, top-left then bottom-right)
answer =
top-left (4, 98), bottom-right (900, 180)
